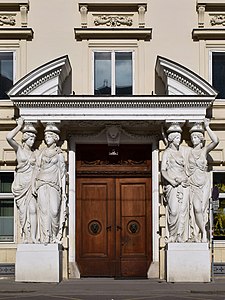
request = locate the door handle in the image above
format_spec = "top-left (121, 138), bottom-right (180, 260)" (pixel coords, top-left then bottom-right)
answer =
top-left (116, 225), bottom-right (122, 231)
top-left (106, 225), bottom-right (112, 231)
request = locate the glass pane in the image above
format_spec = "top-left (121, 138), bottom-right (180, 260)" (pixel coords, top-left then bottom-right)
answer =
top-left (94, 52), bottom-right (111, 95)
top-left (0, 172), bottom-right (14, 193)
top-left (212, 52), bottom-right (225, 99)
top-left (0, 52), bottom-right (13, 99)
top-left (213, 172), bottom-right (225, 193)
top-left (115, 52), bottom-right (132, 95)
top-left (213, 198), bottom-right (225, 239)
top-left (0, 199), bottom-right (14, 242)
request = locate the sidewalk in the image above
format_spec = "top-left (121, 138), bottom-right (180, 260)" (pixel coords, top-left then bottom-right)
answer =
top-left (1, 277), bottom-right (225, 300)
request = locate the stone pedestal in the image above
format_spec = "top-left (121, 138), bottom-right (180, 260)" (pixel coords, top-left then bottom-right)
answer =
top-left (16, 244), bottom-right (62, 282)
top-left (166, 243), bottom-right (211, 282)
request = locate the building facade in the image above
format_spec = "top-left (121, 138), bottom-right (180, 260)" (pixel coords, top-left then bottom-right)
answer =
top-left (1, 0), bottom-right (225, 279)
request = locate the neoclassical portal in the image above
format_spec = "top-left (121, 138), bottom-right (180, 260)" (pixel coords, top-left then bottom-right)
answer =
top-left (7, 120), bottom-right (67, 244)
top-left (161, 119), bottom-right (219, 243)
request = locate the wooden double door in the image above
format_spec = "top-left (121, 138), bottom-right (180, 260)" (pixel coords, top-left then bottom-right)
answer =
top-left (76, 144), bottom-right (152, 278)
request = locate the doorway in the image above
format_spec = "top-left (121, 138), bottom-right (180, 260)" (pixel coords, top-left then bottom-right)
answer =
top-left (76, 144), bottom-right (152, 277)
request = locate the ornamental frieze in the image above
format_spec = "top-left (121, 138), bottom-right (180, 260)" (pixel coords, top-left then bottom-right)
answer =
top-left (94, 15), bottom-right (132, 27)
top-left (0, 15), bottom-right (16, 26)
top-left (210, 15), bottom-right (225, 26)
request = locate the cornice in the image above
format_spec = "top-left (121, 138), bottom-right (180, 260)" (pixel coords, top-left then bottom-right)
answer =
top-left (192, 28), bottom-right (225, 40)
top-left (0, 27), bottom-right (33, 39)
top-left (11, 96), bottom-right (214, 109)
top-left (74, 28), bottom-right (152, 41)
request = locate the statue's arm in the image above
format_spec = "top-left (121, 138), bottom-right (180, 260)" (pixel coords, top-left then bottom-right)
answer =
top-left (204, 118), bottom-right (219, 153)
top-left (6, 117), bottom-right (24, 151)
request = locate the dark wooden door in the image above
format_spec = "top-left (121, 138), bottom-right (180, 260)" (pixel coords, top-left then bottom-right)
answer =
top-left (76, 177), bottom-right (151, 277)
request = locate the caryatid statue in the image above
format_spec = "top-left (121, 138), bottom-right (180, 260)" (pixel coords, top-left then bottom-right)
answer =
top-left (188, 118), bottom-right (219, 242)
top-left (161, 123), bottom-right (190, 243)
top-left (6, 118), bottom-right (38, 243)
top-left (35, 123), bottom-right (67, 244)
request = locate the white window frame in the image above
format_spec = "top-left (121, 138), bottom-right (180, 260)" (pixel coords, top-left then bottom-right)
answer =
top-left (0, 171), bottom-right (15, 243)
top-left (92, 50), bottom-right (135, 95)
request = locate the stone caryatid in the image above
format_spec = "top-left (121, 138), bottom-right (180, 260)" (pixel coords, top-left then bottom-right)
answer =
top-left (35, 123), bottom-right (67, 244)
top-left (161, 119), bottom-right (219, 243)
top-left (6, 118), bottom-right (37, 243)
top-left (161, 123), bottom-right (190, 243)
top-left (188, 118), bottom-right (219, 242)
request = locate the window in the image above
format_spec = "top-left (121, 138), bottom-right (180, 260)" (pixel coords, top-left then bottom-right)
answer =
top-left (0, 172), bottom-right (14, 242)
top-left (212, 172), bottom-right (225, 239)
top-left (212, 51), bottom-right (225, 99)
top-left (94, 51), bottom-right (133, 95)
top-left (0, 52), bottom-right (14, 99)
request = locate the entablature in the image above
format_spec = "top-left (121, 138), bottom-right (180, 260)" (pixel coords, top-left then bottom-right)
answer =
top-left (10, 95), bottom-right (215, 123)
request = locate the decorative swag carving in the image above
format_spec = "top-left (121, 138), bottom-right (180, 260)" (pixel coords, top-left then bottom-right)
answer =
top-left (94, 15), bottom-right (132, 27)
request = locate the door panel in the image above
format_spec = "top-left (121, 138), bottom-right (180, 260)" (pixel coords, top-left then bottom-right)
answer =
top-left (76, 178), bottom-right (115, 276)
top-left (117, 178), bottom-right (151, 277)
top-left (76, 177), bottom-right (151, 277)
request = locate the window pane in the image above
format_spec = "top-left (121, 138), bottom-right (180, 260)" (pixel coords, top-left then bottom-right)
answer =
top-left (212, 52), bottom-right (225, 99)
top-left (0, 52), bottom-right (13, 99)
top-left (94, 52), bottom-right (111, 95)
top-left (213, 172), bottom-right (225, 193)
top-left (0, 172), bottom-right (14, 193)
top-left (115, 52), bottom-right (132, 95)
top-left (0, 199), bottom-right (14, 242)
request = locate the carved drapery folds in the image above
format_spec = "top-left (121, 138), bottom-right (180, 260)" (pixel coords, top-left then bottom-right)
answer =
top-left (6, 120), bottom-right (67, 244)
top-left (161, 119), bottom-right (219, 243)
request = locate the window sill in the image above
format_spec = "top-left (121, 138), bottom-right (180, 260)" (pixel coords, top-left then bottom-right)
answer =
top-left (74, 28), bottom-right (152, 41)
top-left (0, 27), bottom-right (33, 40)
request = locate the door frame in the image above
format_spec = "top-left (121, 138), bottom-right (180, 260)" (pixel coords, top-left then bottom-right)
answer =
top-left (67, 133), bottom-right (159, 278)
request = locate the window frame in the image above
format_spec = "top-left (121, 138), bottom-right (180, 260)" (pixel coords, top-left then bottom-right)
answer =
top-left (0, 171), bottom-right (15, 243)
top-left (0, 50), bottom-right (16, 99)
top-left (209, 49), bottom-right (225, 99)
top-left (92, 49), bottom-right (135, 96)
top-left (212, 170), bottom-right (225, 240)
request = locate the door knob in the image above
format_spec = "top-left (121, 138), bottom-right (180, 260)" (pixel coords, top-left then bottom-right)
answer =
top-left (116, 225), bottom-right (122, 231)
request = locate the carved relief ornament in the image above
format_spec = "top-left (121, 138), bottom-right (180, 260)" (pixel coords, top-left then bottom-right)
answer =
top-left (0, 15), bottom-right (16, 26)
top-left (211, 15), bottom-right (225, 26)
top-left (94, 15), bottom-right (133, 27)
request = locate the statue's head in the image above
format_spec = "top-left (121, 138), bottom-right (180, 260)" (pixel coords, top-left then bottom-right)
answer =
top-left (166, 123), bottom-right (182, 147)
top-left (44, 123), bottom-right (60, 146)
top-left (189, 122), bottom-right (205, 147)
top-left (21, 123), bottom-right (37, 147)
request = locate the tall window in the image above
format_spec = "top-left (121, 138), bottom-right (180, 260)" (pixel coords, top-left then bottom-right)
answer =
top-left (0, 172), bottom-right (14, 242)
top-left (212, 52), bottom-right (225, 99)
top-left (94, 51), bottom-right (133, 95)
top-left (212, 172), bottom-right (225, 239)
top-left (0, 52), bottom-right (14, 99)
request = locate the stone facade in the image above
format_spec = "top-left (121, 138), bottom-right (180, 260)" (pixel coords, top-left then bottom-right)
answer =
top-left (0, 0), bottom-right (225, 280)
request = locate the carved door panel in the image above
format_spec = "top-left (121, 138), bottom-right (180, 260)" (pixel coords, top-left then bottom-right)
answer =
top-left (76, 177), bottom-right (152, 277)
top-left (76, 178), bottom-right (116, 276)
top-left (116, 178), bottom-right (152, 277)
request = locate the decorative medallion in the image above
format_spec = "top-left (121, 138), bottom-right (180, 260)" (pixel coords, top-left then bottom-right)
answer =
top-left (88, 220), bottom-right (102, 235)
top-left (127, 220), bottom-right (140, 234)
top-left (94, 15), bottom-right (132, 27)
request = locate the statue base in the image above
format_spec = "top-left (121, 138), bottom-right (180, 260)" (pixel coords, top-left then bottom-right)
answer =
top-left (166, 243), bottom-right (211, 282)
top-left (15, 244), bottom-right (62, 282)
